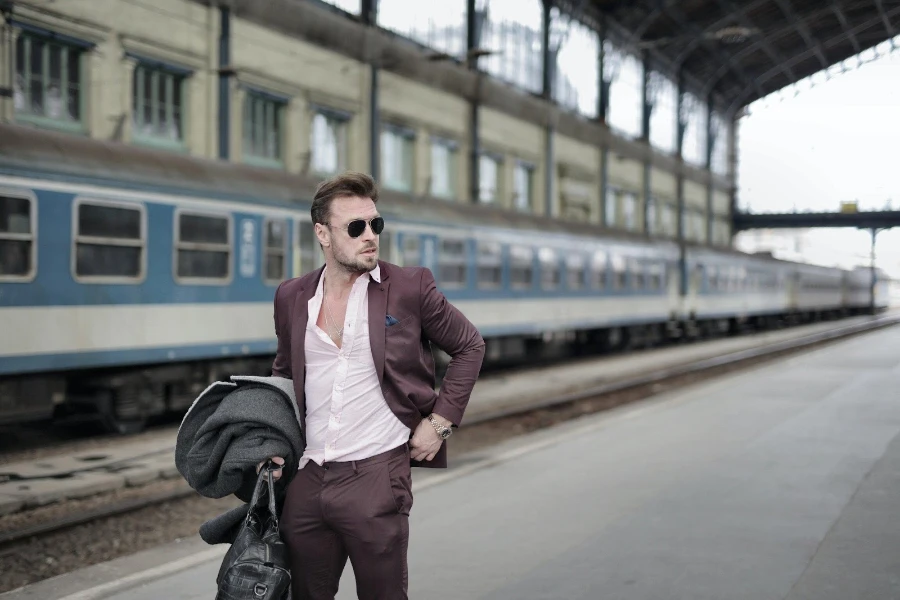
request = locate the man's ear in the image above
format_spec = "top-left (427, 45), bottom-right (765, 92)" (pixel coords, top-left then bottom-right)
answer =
top-left (315, 223), bottom-right (330, 248)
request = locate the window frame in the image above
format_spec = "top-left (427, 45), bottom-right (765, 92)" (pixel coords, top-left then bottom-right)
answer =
top-left (0, 188), bottom-right (38, 283)
top-left (263, 217), bottom-right (289, 285)
top-left (590, 250), bottom-right (607, 290)
top-left (243, 88), bottom-right (287, 168)
top-left (512, 160), bottom-right (535, 212)
top-left (70, 197), bottom-right (146, 284)
top-left (566, 253), bottom-right (587, 291)
top-left (509, 245), bottom-right (535, 291)
top-left (538, 247), bottom-right (561, 291)
top-left (310, 106), bottom-right (351, 177)
top-left (380, 123), bottom-right (416, 193)
top-left (429, 136), bottom-right (459, 200)
top-left (13, 29), bottom-right (89, 133)
top-left (400, 233), bottom-right (420, 267)
top-left (131, 58), bottom-right (190, 151)
top-left (604, 185), bottom-right (618, 228)
top-left (476, 240), bottom-right (503, 290)
top-left (295, 219), bottom-right (323, 277)
top-left (173, 208), bottom-right (233, 285)
top-left (437, 237), bottom-right (468, 289)
top-left (478, 152), bottom-right (502, 204)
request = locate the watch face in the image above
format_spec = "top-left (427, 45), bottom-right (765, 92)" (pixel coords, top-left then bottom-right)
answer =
top-left (441, 429), bottom-right (452, 439)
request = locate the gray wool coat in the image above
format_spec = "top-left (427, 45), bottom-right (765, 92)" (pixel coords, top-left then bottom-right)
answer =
top-left (174, 375), bottom-right (304, 544)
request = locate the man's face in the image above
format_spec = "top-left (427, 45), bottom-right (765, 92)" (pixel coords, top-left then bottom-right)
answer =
top-left (317, 195), bottom-right (380, 273)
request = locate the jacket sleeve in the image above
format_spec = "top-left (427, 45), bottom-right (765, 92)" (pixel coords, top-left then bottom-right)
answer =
top-left (419, 268), bottom-right (485, 426)
top-left (271, 281), bottom-right (292, 379)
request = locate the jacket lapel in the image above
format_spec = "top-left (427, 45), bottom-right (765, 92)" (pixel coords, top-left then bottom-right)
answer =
top-left (368, 263), bottom-right (390, 386)
top-left (291, 266), bottom-right (323, 423)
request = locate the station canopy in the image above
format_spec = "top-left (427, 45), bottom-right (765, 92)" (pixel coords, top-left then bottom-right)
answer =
top-left (558, 0), bottom-right (900, 110)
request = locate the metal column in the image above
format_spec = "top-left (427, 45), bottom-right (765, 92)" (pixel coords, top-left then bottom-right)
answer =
top-left (217, 6), bottom-right (231, 160)
top-left (705, 97), bottom-right (715, 245)
top-left (675, 74), bottom-right (688, 296)
top-left (542, 0), bottom-right (555, 217)
top-left (869, 227), bottom-right (880, 314)
top-left (598, 17), bottom-right (610, 227)
top-left (363, 0), bottom-right (380, 179)
top-left (641, 52), bottom-right (652, 236)
top-left (467, 0), bottom-right (481, 204)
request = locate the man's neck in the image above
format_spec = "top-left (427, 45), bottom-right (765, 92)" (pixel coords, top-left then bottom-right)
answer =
top-left (324, 263), bottom-right (365, 300)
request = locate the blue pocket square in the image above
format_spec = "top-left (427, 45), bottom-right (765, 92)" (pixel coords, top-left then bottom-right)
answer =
top-left (386, 315), bottom-right (399, 327)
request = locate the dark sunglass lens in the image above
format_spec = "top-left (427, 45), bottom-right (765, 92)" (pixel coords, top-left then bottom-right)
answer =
top-left (371, 217), bottom-right (385, 235)
top-left (347, 220), bottom-right (366, 238)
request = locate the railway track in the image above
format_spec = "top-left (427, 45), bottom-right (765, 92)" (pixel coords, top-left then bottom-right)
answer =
top-left (2, 312), bottom-right (897, 559)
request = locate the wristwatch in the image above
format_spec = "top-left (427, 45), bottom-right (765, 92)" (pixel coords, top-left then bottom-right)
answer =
top-left (428, 414), bottom-right (453, 440)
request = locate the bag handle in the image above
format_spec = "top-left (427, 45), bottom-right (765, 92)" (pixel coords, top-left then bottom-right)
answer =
top-left (246, 460), bottom-right (280, 528)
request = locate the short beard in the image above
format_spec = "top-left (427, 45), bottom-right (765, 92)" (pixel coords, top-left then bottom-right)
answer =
top-left (334, 247), bottom-right (378, 274)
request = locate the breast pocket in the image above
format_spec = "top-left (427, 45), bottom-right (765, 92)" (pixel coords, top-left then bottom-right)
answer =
top-left (385, 314), bottom-right (414, 336)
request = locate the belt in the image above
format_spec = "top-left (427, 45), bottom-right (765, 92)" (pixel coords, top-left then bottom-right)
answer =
top-left (316, 443), bottom-right (408, 472)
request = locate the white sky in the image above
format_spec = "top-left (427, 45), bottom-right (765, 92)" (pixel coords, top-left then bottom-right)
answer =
top-left (737, 38), bottom-right (900, 277)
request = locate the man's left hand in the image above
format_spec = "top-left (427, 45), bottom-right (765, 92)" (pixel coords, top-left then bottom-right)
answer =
top-left (409, 413), bottom-right (452, 462)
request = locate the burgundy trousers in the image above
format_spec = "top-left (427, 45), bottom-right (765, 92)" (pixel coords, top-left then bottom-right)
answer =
top-left (280, 444), bottom-right (413, 600)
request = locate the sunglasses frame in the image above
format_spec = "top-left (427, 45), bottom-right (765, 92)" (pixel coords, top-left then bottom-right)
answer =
top-left (326, 216), bottom-right (385, 239)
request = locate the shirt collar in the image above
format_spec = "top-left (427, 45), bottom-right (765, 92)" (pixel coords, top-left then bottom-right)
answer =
top-left (318, 263), bottom-right (381, 289)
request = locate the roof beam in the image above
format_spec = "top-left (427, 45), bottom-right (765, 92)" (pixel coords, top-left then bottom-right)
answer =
top-left (710, 4), bottom-right (853, 90)
top-left (874, 0), bottom-right (897, 41)
top-left (728, 4), bottom-right (900, 112)
top-left (830, 1), bottom-right (862, 55)
top-left (662, 3), bottom-right (766, 100)
top-left (771, 0), bottom-right (830, 69)
top-left (715, 0), bottom-right (796, 84)
top-left (673, 0), bottom-right (770, 66)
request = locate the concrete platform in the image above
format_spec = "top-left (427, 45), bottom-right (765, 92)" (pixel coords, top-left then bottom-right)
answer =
top-left (0, 316), bottom-right (890, 514)
top-left (5, 322), bottom-right (900, 599)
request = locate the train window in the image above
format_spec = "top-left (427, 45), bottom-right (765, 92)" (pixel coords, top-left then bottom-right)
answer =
top-left (0, 193), bottom-right (35, 280)
top-left (631, 261), bottom-right (645, 290)
top-left (401, 235), bottom-right (420, 267)
top-left (590, 251), bottom-right (607, 289)
top-left (510, 246), bottom-right (534, 290)
top-left (379, 230), bottom-right (394, 263)
top-left (611, 255), bottom-right (626, 290)
top-left (566, 254), bottom-right (586, 290)
top-left (708, 267), bottom-right (718, 291)
top-left (296, 221), bottom-right (321, 276)
top-left (648, 264), bottom-right (663, 290)
top-left (476, 241), bottom-right (502, 289)
top-left (539, 248), bottom-right (560, 290)
top-left (438, 238), bottom-right (467, 287)
top-left (74, 200), bottom-right (144, 281)
top-left (263, 219), bottom-right (287, 284)
top-left (176, 211), bottom-right (231, 281)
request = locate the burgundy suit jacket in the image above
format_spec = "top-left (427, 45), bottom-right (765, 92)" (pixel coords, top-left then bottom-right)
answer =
top-left (271, 260), bottom-right (485, 468)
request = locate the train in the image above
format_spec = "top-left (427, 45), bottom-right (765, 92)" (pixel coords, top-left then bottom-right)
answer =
top-left (0, 123), bottom-right (890, 433)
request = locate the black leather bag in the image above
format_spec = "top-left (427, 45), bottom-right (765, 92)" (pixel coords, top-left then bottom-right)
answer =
top-left (215, 462), bottom-right (291, 600)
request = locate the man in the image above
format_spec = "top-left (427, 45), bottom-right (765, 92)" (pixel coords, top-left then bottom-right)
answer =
top-left (266, 172), bottom-right (485, 600)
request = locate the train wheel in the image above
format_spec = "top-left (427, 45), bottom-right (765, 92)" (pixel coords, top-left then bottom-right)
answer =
top-left (96, 387), bottom-right (149, 435)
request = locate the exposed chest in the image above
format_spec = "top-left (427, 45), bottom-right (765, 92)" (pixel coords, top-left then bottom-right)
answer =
top-left (316, 294), bottom-right (351, 348)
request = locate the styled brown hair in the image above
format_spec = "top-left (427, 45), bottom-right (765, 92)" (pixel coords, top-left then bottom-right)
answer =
top-left (310, 172), bottom-right (379, 225)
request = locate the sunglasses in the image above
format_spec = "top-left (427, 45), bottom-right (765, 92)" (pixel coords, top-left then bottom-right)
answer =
top-left (329, 216), bottom-right (385, 238)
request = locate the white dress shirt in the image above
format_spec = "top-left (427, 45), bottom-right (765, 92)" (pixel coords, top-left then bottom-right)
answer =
top-left (299, 264), bottom-right (410, 469)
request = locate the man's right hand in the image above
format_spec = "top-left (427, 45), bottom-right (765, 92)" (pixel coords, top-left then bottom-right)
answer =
top-left (257, 456), bottom-right (285, 481)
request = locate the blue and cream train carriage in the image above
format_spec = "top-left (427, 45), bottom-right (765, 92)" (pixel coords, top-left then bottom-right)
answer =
top-left (0, 124), bottom-right (889, 432)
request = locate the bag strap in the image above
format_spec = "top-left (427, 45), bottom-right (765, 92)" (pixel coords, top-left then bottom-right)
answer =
top-left (246, 460), bottom-right (280, 525)
top-left (266, 468), bottom-right (279, 532)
